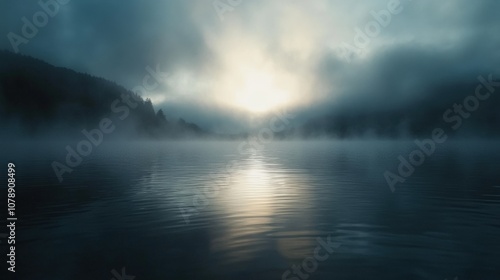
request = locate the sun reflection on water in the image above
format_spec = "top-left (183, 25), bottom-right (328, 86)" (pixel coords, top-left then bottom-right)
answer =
top-left (209, 153), bottom-right (317, 264)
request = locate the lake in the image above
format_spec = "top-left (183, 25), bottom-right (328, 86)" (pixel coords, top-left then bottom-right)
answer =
top-left (5, 140), bottom-right (500, 279)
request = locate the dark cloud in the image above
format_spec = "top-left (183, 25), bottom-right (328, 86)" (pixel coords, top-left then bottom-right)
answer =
top-left (1, 0), bottom-right (212, 87)
top-left (1, 0), bottom-right (499, 133)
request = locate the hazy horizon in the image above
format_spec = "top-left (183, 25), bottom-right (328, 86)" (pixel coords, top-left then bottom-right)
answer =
top-left (2, 0), bottom-right (499, 134)
top-left (2, 2), bottom-right (500, 280)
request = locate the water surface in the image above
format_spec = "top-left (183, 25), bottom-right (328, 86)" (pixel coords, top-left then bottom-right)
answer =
top-left (5, 140), bottom-right (500, 279)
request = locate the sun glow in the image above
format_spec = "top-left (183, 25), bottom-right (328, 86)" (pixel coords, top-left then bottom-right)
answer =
top-left (233, 69), bottom-right (290, 113)
top-left (201, 21), bottom-right (320, 115)
top-left (203, 29), bottom-right (301, 114)
top-left (216, 59), bottom-right (302, 114)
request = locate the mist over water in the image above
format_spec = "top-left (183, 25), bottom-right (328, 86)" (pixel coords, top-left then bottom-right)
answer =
top-left (2, 1), bottom-right (500, 279)
top-left (7, 140), bottom-right (500, 279)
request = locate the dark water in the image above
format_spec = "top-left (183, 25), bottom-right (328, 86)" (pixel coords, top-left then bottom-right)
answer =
top-left (3, 140), bottom-right (500, 280)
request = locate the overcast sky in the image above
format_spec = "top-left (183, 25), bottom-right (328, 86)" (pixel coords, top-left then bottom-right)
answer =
top-left (1, 0), bottom-right (499, 132)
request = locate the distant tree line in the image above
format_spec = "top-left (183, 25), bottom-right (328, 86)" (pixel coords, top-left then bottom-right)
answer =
top-left (0, 51), bottom-right (205, 139)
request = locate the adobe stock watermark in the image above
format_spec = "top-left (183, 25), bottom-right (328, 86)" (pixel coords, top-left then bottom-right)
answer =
top-left (337, 0), bottom-right (412, 62)
top-left (7, 0), bottom-right (71, 53)
top-left (178, 110), bottom-right (295, 225)
top-left (110, 267), bottom-right (135, 280)
top-left (213, 0), bottom-right (244, 21)
top-left (51, 64), bottom-right (169, 182)
top-left (385, 74), bottom-right (500, 192)
top-left (281, 234), bottom-right (341, 280)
